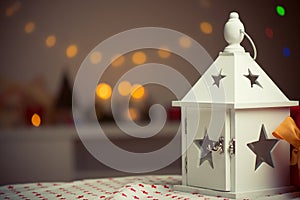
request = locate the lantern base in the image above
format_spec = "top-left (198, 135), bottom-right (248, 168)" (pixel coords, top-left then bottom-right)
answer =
top-left (174, 185), bottom-right (300, 199)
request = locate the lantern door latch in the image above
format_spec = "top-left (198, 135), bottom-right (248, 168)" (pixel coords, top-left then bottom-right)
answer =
top-left (209, 136), bottom-right (224, 154)
top-left (229, 138), bottom-right (235, 156)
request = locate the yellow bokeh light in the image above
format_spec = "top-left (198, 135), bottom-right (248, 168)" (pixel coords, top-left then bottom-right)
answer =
top-left (66, 44), bottom-right (78, 58)
top-left (157, 47), bottom-right (171, 59)
top-left (132, 51), bottom-right (146, 65)
top-left (31, 113), bottom-right (41, 127)
top-left (5, 1), bottom-right (21, 17)
top-left (6, 7), bottom-right (15, 17)
top-left (128, 108), bottom-right (139, 121)
top-left (90, 51), bottom-right (102, 64)
top-left (96, 83), bottom-right (112, 100)
top-left (45, 35), bottom-right (56, 48)
top-left (131, 84), bottom-right (145, 99)
top-left (200, 22), bottom-right (213, 34)
top-left (179, 36), bottom-right (192, 48)
top-left (111, 55), bottom-right (125, 67)
top-left (24, 22), bottom-right (35, 34)
top-left (118, 81), bottom-right (131, 96)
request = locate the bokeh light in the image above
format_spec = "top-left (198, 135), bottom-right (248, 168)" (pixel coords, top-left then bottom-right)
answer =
top-left (276, 5), bottom-right (285, 16)
top-left (200, 22), bottom-right (213, 34)
top-left (66, 44), bottom-right (78, 58)
top-left (111, 55), bottom-right (125, 67)
top-left (118, 81), bottom-right (132, 96)
top-left (31, 113), bottom-right (41, 127)
top-left (283, 47), bottom-right (291, 57)
top-left (24, 22), bottom-right (35, 34)
top-left (179, 36), bottom-right (192, 48)
top-left (132, 51), bottom-right (146, 65)
top-left (89, 51), bottom-right (102, 64)
top-left (265, 28), bottom-right (274, 39)
top-left (45, 35), bottom-right (56, 48)
top-left (157, 47), bottom-right (171, 59)
top-left (96, 83), bottom-right (112, 100)
top-left (131, 84), bottom-right (145, 99)
top-left (5, 1), bottom-right (21, 17)
top-left (128, 108), bottom-right (139, 121)
top-left (198, 0), bottom-right (211, 8)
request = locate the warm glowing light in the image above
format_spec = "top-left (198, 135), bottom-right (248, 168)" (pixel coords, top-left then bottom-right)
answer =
top-left (90, 51), bottom-right (102, 64)
top-left (118, 81), bottom-right (131, 96)
top-left (200, 22), bottom-right (213, 34)
top-left (111, 55), bottom-right (125, 67)
top-left (66, 44), bottom-right (78, 58)
top-left (5, 1), bottom-right (21, 17)
top-left (157, 47), bottom-right (171, 59)
top-left (283, 47), bottom-right (291, 57)
top-left (179, 36), bottom-right (192, 48)
top-left (128, 108), bottom-right (139, 120)
top-left (265, 28), bottom-right (274, 39)
top-left (31, 113), bottom-right (41, 127)
top-left (5, 7), bottom-right (15, 17)
top-left (96, 83), bottom-right (112, 100)
top-left (131, 84), bottom-right (145, 99)
top-left (198, 0), bottom-right (211, 8)
top-left (24, 22), bottom-right (35, 34)
top-left (276, 5), bottom-right (285, 16)
top-left (45, 35), bottom-right (56, 48)
top-left (132, 51), bottom-right (146, 65)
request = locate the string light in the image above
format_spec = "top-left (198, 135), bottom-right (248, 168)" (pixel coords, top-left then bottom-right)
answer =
top-left (66, 44), bottom-right (78, 58)
top-left (265, 28), bottom-right (274, 39)
top-left (96, 83), bottom-right (112, 100)
top-left (24, 22), bottom-right (35, 34)
top-left (45, 35), bottom-right (56, 48)
top-left (157, 47), bottom-right (171, 59)
top-left (118, 81), bottom-right (132, 96)
top-left (132, 51), bottom-right (146, 65)
top-left (179, 36), bottom-right (192, 48)
top-left (131, 84), bottom-right (145, 99)
top-left (5, 1), bottom-right (21, 17)
top-left (111, 55), bottom-right (125, 67)
top-left (200, 22), bottom-right (213, 34)
top-left (276, 5), bottom-right (285, 17)
top-left (283, 47), bottom-right (291, 57)
top-left (31, 113), bottom-right (41, 127)
top-left (127, 108), bottom-right (139, 121)
top-left (90, 51), bottom-right (102, 64)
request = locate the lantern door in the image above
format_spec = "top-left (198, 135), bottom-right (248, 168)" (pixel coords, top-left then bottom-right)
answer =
top-left (185, 107), bottom-right (231, 191)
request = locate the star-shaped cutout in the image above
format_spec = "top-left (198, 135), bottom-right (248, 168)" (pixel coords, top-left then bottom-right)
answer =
top-left (212, 69), bottom-right (226, 88)
top-left (247, 124), bottom-right (278, 170)
top-left (194, 129), bottom-right (215, 169)
top-left (244, 69), bottom-right (262, 88)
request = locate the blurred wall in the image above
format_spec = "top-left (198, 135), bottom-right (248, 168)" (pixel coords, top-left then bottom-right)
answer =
top-left (0, 0), bottom-right (299, 112)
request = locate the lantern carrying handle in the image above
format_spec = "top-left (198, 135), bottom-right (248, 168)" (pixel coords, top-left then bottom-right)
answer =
top-left (240, 29), bottom-right (257, 60)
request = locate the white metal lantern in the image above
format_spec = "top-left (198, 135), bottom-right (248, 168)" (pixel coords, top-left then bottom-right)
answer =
top-left (173, 12), bottom-right (299, 199)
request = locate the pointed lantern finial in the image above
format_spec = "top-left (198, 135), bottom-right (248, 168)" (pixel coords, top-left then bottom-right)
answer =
top-left (224, 12), bottom-right (245, 53)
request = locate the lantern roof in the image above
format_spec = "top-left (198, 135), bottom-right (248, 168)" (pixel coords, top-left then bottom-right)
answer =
top-left (173, 12), bottom-right (297, 109)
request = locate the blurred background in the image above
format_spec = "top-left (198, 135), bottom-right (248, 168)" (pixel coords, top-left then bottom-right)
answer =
top-left (0, 0), bottom-right (299, 185)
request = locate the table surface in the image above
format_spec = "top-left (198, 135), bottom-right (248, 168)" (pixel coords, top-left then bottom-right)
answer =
top-left (1, 175), bottom-right (300, 200)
